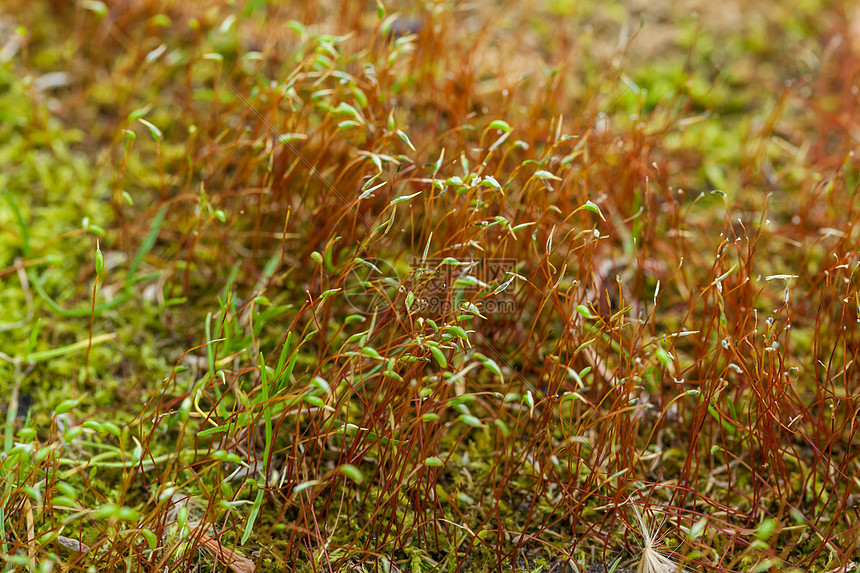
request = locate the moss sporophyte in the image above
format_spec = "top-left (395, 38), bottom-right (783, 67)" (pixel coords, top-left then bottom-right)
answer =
top-left (0, 1), bottom-right (857, 571)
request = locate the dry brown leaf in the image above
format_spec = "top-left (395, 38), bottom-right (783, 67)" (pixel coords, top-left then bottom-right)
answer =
top-left (24, 498), bottom-right (35, 571)
top-left (56, 535), bottom-right (91, 553)
top-left (198, 533), bottom-right (256, 573)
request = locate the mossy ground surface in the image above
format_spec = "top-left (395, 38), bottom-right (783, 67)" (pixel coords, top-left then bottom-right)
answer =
top-left (1, 1), bottom-right (859, 572)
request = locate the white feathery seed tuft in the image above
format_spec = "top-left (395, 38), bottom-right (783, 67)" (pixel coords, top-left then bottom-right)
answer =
top-left (631, 505), bottom-right (683, 573)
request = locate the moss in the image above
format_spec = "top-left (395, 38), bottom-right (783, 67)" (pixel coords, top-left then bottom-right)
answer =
top-left (1, 0), bottom-right (857, 570)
